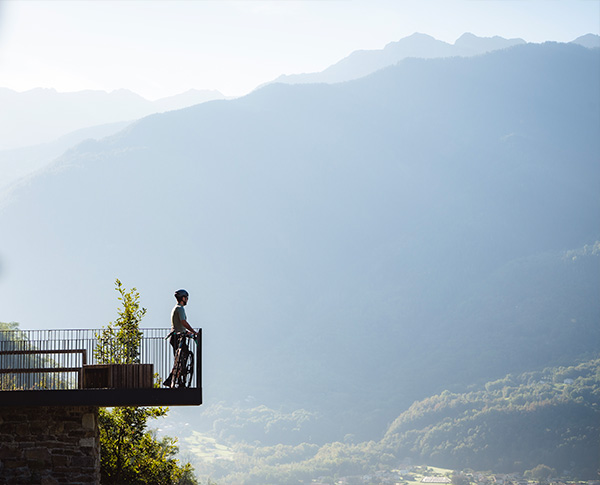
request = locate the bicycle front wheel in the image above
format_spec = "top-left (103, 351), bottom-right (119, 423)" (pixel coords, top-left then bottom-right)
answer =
top-left (184, 351), bottom-right (194, 387)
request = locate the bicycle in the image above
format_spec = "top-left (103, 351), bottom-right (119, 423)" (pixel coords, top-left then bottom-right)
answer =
top-left (163, 331), bottom-right (196, 388)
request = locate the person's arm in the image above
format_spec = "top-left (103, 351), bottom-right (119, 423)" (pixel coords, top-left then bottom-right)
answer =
top-left (180, 319), bottom-right (197, 335)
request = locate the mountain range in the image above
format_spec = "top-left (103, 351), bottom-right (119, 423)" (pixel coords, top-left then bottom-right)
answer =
top-left (0, 87), bottom-right (226, 151)
top-left (268, 32), bottom-right (599, 86)
top-left (2, 33), bottom-right (597, 188)
top-left (0, 120), bottom-right (130, 191)
top-left (0, 39), bottom-right (598, 452)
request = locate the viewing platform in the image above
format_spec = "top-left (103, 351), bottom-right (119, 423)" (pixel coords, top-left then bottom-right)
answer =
top-left (0, 328), bottom-right (202, 407)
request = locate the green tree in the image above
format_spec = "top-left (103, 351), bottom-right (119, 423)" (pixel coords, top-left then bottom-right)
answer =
top-left (0, 321), bottom-right (20, 332)
top-left (452, 472), bottom-right (470, 485)
top-left (524, 464), bottom-right (555, 482)
top-left (94, 278), bottom-right (145, 364)
top-left (0, 322), bottom-right (21, 390)
top-left (97, 279), bottom-right (198, 484)
top-left (0, 321), bottom-right (59, 390)
top-left (99, 407), bottom-right (196, 484)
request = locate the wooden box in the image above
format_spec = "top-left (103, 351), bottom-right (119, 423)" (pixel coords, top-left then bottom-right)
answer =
top-left (81, 364), bottom-right (154, 389)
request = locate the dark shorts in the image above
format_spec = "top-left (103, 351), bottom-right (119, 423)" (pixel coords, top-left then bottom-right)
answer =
top-left (169, 332), bottom-right (188, 355)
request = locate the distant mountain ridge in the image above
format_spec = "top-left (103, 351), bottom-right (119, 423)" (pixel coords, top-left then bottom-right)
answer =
top-left (0, 120), bottom-right (130, 191)
top-left (0, 87), bottom-right (226, 150)
top-left (572, 33), bottom-right (600, 48)
top-left (269, 32), bottom-right (526, 86)
top-left (268, 32), bottom-right (599, 87)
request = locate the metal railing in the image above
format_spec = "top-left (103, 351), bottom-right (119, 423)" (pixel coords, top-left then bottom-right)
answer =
top-left (0, 328), bottom-right (195, 391)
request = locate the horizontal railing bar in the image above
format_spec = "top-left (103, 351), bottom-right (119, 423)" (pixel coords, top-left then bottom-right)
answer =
top-left (0, 367), bottom-right (82, 374)
top-left (0, 349), bottom-right (87, 355)
top-left (0, 328), bottom-right (171, 332)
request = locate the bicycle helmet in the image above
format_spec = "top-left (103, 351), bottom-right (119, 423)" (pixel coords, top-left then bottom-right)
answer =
top-left (174, 289), bottom-right (189, 300)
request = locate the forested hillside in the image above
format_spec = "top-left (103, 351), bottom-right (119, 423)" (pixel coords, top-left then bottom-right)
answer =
top-left (381, 358), bottom-right (600, 475)
top-left (184, 359), bottom-right (600, 483)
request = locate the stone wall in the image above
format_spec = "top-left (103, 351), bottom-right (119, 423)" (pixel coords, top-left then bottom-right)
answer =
top-left (0, 406), bottom-right (100, 485)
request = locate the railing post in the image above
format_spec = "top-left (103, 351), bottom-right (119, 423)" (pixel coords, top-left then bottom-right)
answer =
top-left (197, 329), bottom-right (202, 401)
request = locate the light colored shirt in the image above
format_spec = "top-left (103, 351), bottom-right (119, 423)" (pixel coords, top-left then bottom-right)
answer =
top-left (171, 305), bottom-right (187, 333)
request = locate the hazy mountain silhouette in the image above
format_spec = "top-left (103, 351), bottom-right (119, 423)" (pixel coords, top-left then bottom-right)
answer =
top-left (269, 32), bottom-right (525, 86)
top-left (0, 42), bottom-right (598, 442)
top-left (572, 33), bottom-right (600, 48)
top-left (0, 121), bottom-right (130, 190)
top-left (152, 89), bottom-right (227, 112)
top-left (0, 87), bottom-right (226, 150)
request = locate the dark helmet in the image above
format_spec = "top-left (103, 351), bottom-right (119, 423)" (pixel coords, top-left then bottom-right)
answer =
top-left (174, 289), bottom-right (189, 300)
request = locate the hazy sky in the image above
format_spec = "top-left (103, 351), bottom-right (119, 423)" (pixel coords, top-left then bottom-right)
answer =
top-left (0, 0), bottom-right (598, 100)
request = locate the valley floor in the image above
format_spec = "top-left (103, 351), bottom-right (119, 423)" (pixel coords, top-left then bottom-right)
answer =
top-left (307, 466), bottom-right (600, 485)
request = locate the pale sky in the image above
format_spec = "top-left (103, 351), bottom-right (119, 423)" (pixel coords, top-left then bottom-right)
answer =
top-left (0, 0), bottom-right (598, 100)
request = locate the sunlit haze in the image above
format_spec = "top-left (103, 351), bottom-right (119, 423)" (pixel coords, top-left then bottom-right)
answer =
top-left (0, 0), bottom-right (598, 100)
top-left (1, 0), bottom-right (599, 481)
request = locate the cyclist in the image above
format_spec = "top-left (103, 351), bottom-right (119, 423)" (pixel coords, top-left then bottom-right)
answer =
top-left (163, 289), bottom-right (198, 387)
top-left (170, 289), bottom-right (198, 349)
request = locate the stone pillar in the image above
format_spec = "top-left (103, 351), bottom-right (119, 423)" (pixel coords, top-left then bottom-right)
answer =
top-left (0, 406), bottom-right (100, 485)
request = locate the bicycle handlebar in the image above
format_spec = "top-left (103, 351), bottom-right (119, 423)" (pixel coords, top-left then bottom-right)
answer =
top-left (165, 330), bottom-right (198, 345)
